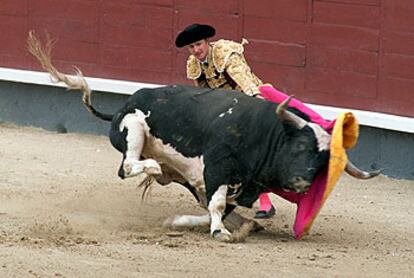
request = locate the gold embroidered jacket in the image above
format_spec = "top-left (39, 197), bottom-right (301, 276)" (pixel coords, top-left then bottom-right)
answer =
top-left (186, 39), bottom-right (263, 96)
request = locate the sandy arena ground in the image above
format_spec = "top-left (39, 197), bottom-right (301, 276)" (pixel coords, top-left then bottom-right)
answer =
top-left (0, 123), bottom-right (413, 277)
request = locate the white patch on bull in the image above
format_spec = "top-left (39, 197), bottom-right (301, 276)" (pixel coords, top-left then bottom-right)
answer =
top-left (119, 109), bottom-right (151, 132)
top-left (308, 123), bottom-right (331, 151)
top-left (233, 98), bottom-right (238, 104)
top-left (208, 185), bottom-right (232, 241)
top-left (119, 110), bottom-right (162, 177)
top-left (219, 107), bottom-right (233, 118)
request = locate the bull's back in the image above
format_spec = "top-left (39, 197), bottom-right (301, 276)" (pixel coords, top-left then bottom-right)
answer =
top-left (126, 85), bottom-right (272, 157)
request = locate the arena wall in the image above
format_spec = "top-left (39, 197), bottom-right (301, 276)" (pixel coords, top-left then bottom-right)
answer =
top-left (1, 1), bottom-right (414, 117)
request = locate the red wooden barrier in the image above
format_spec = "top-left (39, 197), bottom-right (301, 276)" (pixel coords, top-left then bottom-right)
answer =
top-left (0, 0), bottom-right (413, 117)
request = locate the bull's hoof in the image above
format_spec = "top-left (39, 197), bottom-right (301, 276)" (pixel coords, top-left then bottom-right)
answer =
top-left (123, 159), bottom-right (162, 178)
top-left (123, 163), bottom-right (134, 176)
top-left (123, 161), bottom-right (143, 178)
top-left (212, 229), bottom-right (233, 242)
top-left (143, 159), bottom-right (162, 176)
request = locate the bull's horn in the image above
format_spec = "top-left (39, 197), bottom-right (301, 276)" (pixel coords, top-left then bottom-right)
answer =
top-left (345, 160), bottom-right (382, 179)
top-left (275, 95), bottom-right (308, 129)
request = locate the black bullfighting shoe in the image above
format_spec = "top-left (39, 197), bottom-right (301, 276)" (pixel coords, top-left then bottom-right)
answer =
top-left (254, 205), bottom-right (276, 219)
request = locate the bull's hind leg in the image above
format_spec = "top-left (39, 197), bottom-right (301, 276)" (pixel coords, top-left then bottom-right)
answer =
top-left (163, 213), bottom-right (210, 228)
top-left (119, 110), bottom-right (162, 178)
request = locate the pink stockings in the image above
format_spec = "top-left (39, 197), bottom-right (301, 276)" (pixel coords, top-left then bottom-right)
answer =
top-left (258, 193), bottom-right (273, 212)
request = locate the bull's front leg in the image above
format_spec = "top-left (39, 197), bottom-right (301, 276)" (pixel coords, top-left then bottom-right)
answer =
top-left (158, 157), bottom-right (263, 237)
top-left (119, 111), bottom-right (162, 179)
top-left (204, 153), bottom-right (249, 242)
top-left (208, 185), bottom-right (233, 242)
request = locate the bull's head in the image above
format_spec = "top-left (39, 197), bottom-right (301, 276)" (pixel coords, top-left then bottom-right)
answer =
top-left (274, 96), bottom-right (331, 193)
top-left (274, 96), bottom-right (381, 193)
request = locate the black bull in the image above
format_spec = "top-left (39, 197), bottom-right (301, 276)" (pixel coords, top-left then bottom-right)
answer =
top-left (27, 31), bottom-right (381, 242)
top-left (89, 84), bottom-right (333, 241)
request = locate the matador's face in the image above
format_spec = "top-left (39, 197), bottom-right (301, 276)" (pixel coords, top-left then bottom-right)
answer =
top-left (187, 39), bottom-right (209, 62)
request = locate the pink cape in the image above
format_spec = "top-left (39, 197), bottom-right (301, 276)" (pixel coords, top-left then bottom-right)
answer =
top-left (259, 85), bottom-right (336, 239)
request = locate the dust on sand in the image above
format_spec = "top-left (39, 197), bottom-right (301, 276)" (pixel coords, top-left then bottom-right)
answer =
top-left (0, 123), bottom-right (413, 277)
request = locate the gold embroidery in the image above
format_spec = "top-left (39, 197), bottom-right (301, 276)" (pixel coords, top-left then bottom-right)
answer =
top-left (187, 55), bottom-right (202, 80)
top-left (225, 54), bottom-right (263, 95)
top-left (212, 39), bottom-right (244, 73)
top-left (186, 39), bottom-right (263, 95)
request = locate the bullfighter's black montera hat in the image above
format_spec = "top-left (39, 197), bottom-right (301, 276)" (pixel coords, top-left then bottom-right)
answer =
top-left (175, 23), bottom-right (216, 48)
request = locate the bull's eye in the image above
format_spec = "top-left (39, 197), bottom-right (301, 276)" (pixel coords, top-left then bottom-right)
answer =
top-left (297, 143), bottom-right (306, 151)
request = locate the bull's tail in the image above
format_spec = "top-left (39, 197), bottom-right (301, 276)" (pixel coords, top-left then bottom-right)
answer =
top-left (27, 31), bottom-right (113, 122)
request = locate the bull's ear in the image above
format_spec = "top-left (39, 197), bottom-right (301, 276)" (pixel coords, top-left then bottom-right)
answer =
top-left (275, 96), bottom-right (308, 129)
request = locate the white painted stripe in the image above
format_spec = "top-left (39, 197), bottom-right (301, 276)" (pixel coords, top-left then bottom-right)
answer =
top-left (307, 104), bottom-right (414, 134)
top-left (0, 67), bottom-right (161, 95)
top-left (1, 67), bottom-right (413, 134)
